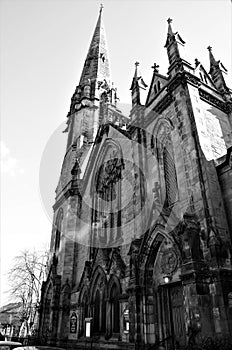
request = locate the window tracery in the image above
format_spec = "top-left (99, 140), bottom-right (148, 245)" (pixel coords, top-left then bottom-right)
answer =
top-left (92, 147), bottom-right (124, 249)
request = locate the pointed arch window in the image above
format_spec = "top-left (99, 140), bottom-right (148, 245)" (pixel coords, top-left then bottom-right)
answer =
top-left (54, 209), bottom-right (63, 253)
top-left (163, 143), bottom-right (178, 206)
top-left (110, 283), bottom-right (120, 334)
top-left (92, 286), bottom-right (106, 334)
top-left (92, 148), bottom-right (124, 251)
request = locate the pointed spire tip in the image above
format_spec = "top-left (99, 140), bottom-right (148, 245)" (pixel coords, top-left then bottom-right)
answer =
top-left (207, 46), bottom-right (212, 52)
top-left (99, 3), bottom-right (104, 14)
top-left (167, 18), bottom-right (174, 36)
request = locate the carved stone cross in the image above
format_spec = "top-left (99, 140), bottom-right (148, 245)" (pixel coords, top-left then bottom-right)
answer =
top-left (151, 63), bottom-right (159, 73)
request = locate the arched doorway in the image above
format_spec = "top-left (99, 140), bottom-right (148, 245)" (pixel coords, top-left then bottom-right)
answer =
top-left (144, 233), bottom-right (186, 348)
top-left (156, 283), bottom-right (186, 348)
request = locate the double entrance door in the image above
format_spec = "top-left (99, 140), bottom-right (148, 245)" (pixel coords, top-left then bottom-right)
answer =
top-left (156, 283), bottom-right (186, 349)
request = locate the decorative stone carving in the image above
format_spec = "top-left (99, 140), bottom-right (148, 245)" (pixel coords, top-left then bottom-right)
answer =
top-left (128, 238), bottom-right (142, 287)
top-left (199, 89), bottom-right (228, 113)
top-left (160, 248), bottom-right (179, 275)
top-left (152, 181), bottom-right (161, 206)
top-left (172, 213), bottom-right (203, 262)
top-left (184, 72), bottom-right (201, 87)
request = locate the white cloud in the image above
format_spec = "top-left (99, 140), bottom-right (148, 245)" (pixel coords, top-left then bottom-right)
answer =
top-left (0, 141), bottom-right (24, 176)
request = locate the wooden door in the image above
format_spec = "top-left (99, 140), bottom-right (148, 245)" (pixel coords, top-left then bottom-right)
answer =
top-left (169, 285), bottom-right (186, 348)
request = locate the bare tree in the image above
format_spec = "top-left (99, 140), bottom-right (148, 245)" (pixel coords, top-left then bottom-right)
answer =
top-left (8, 249), bottom-right (48, 337)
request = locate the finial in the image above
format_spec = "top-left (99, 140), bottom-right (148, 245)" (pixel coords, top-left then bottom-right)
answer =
top-left (135, 61), bottom-right (140, 67)
top-left (100, 3), bottom-right (104, 13)
top-left (151, 63), bottom-right (159, 73)
top-left (207, 46), bottom-right (212, 52)
top-left (167, 18), bottom-right (174, 36)
top-left (195, 58), bottom-right (200, 67)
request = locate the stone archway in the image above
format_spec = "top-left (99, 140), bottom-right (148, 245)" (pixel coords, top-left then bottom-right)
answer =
top-left (107, 275), bottom-right (122, 338)
top-left (143, 232), bottom-right (185, 349)
top-left (89, 266), bottom-right (107, 335)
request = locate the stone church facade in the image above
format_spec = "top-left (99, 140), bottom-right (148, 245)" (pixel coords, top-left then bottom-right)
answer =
top-left (38, 7), bottom-right (232, 350)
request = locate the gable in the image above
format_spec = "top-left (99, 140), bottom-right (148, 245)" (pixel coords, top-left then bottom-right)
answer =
top-left (146, 72), bottom-right (168, 107)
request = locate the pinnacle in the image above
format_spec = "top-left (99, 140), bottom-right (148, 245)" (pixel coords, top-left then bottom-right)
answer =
top-left (167, 17), bottom-right (174, 35)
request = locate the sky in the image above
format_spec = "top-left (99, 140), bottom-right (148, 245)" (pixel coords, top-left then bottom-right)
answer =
top-left (0, 0), bottom-right (231, 307)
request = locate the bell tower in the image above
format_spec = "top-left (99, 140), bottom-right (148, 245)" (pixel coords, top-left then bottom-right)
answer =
top-left (41, 7), bottom-right (116, 342)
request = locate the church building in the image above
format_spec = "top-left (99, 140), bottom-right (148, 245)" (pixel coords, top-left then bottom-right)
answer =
top-left (38, 6), bottom-right (232, 349)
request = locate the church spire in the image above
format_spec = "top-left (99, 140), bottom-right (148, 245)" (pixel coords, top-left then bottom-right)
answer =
top-left (207, 46), bottom-right (231, 100)
top-left (79, 4), bottom-right (111, 95)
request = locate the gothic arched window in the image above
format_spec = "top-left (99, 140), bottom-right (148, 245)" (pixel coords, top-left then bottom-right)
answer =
top-left (92, 147), bottom-right (123, 251)
top-left (110, 283), bottom-right (120, 334)
top-left (54, 208), bottom-right (63, 252)
top-left (163, 143), bottom-right (178, 206)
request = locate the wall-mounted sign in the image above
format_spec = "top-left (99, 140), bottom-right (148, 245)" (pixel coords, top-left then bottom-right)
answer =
top-left (85, 317), bottom-right (92, 338)
top-left (70, 311), bottom-right (78, 333)
top-left (123, 308), bottom-right (130, 334)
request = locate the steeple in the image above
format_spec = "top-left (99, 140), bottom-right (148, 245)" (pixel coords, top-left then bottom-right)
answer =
top-left (60, 5), bottom-right (125, 185)
top-left (66, 4), bottom-right (112, 118)
top-left (79, 4), bottom-right (111, 97)
top-left (207, 46), bottom-right (231, 100)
